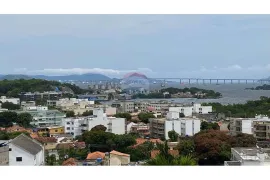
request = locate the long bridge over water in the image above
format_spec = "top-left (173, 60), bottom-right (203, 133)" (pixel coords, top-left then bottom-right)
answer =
top-left (150, 78), bottom-right (270, 85)
top-left (84, 78), bottom-right (270, 85)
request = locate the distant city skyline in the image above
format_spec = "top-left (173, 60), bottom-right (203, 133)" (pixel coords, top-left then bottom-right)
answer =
top-left (0, 14), bottom-right (270, 79)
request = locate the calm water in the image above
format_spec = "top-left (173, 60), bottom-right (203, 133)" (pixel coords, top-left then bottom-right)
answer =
top-left (77, 82), bottom-right (270, 105)
top-left (147, 83), bottom-right (270, 105)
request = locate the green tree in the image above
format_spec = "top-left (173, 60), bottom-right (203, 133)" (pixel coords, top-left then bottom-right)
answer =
top-left (231, 133), bottom-right (256, 147)
top-left (201, 121), bottom-right (220, 130)
top-left (146, 141), bottom-right (197, 166)
top-left (1, 102), bottom-right (20, 110)
top-left (90, 125), bottom-right (107, 132)
top-left (138, 112), bottom-right (155, 124)
top-left (177, 138), bottom-right (195, 156)
top-left (0, 113), bottom-right (13, 127)
top-left (179, 113), bottom-right (185, 118)
top-left (112, 134), bottom-right (136, 152)
top-left (82, 110), bottom-right (93, 117)
top-left (168, 130), bottom-right (179, 142)
top-left (17, 113), bottom-right (32, 128)
top-left (66, 111), bottom-right (75, 117)
top-left (194, 130), bottom-right (231, 165)
top-left (114, 113), bottom-right (132, 121)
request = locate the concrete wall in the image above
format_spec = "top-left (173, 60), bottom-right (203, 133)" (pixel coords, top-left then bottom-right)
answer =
top-left (0, 145), bottom-right (9, 165)
top-left (9, 144), bottom-right (35, 166)
top-left (110, 154), bottom-right (130, 165)
top-left (242, 120), bottom-right (253, 134)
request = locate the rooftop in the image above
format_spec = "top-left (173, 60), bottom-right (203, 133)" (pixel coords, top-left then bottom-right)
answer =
top-left (86, 151), bottom-right (105, 160)
top-left (11, 134), bottom-right (43, 155)
top-left (232, 147), bottom-right (270, 161)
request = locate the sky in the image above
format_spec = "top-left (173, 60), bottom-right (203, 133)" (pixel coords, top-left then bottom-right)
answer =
top-left (0, 14), bottom-right (270, 79)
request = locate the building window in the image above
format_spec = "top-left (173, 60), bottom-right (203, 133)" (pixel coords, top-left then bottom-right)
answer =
top-left (67, 122), bottom-right (70, 125)
top-left (55, 130), bottom-right (58, 132)
top-left (72, 128), bottom-right (74, 130)
top-left (72, 122), bottom-right (74, 125)
top-left (16, 157), bottom-right (22, 162)
top-left (9, 148), bottom-right (12, 151)
top-left (67, 127), bottom-right (70, 130)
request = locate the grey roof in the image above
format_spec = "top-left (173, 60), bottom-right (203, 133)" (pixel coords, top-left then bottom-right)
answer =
top-left (225, 161), bottom-right (241, 166)
top-left (11, 134), bottom-right (43, 155)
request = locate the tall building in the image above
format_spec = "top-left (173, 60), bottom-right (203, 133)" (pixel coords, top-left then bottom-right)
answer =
top-left (230, 115), bottom-right (270, 141)
top-left (169, 103), bottom-right (212, 117)
top-left (149, 111), bottom-right (201, 140)
top-left (62, 109), bottom-right (126, 137)
top-left (16, 107), bottom-right (66, 127)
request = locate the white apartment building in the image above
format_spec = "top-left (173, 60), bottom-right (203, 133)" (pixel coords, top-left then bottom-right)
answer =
top-left (230, 115), bottom-right (270, 141)
top-left (54, 98), bottom-right (95, 115)
top-left (16, 107), bottom-right (66, 127)
top-left (62, 109), bottom-right (126, 137)
top-left (0, 96), bottom-right (20, 105)
top-left (23, 106), bottom-right (48, 111)
top-left (149, 111), bottom-right (201, 140)
top-left (169, 103), bottom-right (212, 117)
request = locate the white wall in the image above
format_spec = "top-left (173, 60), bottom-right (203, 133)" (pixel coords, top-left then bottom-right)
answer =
top-left (166, 111), bottom-right (179, 119)
top-left (164, 119), bottom-right (201, 140)
top-left (127, 122), bottom-right (137, 133)
top-left (241, 120), bottom-right (253, 134)
top-left (164, 121), bottom-right (173, 140)
top-left (0, 96), bottom-right (20, 105)
top-left (9, 144), bottom-right (35, 166)
top-left (109, 118), bottom-right (126, 135)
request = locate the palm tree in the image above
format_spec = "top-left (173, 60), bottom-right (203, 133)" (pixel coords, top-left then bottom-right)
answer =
top-left (146, 141), bottom-right (197, 166)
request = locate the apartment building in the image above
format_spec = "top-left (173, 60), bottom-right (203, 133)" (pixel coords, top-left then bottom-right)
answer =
top-left (62, 109), bottom-right (126, 137)
top-left (169, 103), bottom-right (212, 117)
top-left (0, 96), bottom-right (20, 105)
top-left (225, 147), bottom-right (270, 166)
top-left (112, 101), bottom-right (135, 113)
top-left (20, 101), bottom-right (36, 108)
top-left (19, 91), bottom-right (62, 101)
top-left (149, 111), bottom-right (201, 140)
top-left (16, 107), bottom-right (66, 127)
top-left (230, 115), bottom-right (270, 141)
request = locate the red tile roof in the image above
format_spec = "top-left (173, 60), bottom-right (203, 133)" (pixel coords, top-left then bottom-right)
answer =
top-left (132, 138), bottom-right (163, 147)
top-left (86, 151), bottom-right (105, 160)
top-left (62, 158), bottom-right (77, 166)
top-left (34, 137), bottom-right (57, 143)
top-left (110, 150), bottom-right (130, 157)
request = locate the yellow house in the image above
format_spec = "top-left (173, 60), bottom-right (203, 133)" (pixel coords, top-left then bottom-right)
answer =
top-left (48, 126), bottom-right (65, 136)
top-left (37, 128), bottom-right (49, 137)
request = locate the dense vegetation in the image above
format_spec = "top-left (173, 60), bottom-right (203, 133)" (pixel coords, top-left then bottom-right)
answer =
top-left (246, 84), bottom-right (270, 90)
top-left (138, 112), bottom-right (155, 124)
top-left (0, 102), bottom-right (20, 110)
top-left (146, 141), bottom-right (197, 166)
top-left (201, 121), bottom-right (220, 130)
top-left (0, 79), bottom-right (92, 97)
top-left (0, 131), bottom-right (30, 140)
top-left (177, 130), bottom-right (256, 165)
top-left (202, 96), bottom-right (270, 118)
top-left (0, 111), bottom-right (32, 128)
top-left (132, 87), bottom-right (222, 99)
top-left (77, 130), bottom-right (137, 152)
top-left (114, 113), bottom-right (132, 121)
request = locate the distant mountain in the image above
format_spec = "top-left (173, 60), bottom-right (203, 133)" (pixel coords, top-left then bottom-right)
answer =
top-left (0, 74), bottom-right (32, 80)
top-left (0, 73), bottom-right (111, 81)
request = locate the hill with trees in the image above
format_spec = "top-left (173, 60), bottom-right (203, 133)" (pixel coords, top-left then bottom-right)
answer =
top-left (0, 79), bottom-right (93, 97)
top-left (202, 96), bottom-right (270, 118)
top-left (133, 87), bottom-right (222, 99)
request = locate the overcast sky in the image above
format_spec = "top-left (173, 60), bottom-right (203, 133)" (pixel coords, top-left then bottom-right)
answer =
top-left (0, 14), bottom-right (270, 79)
